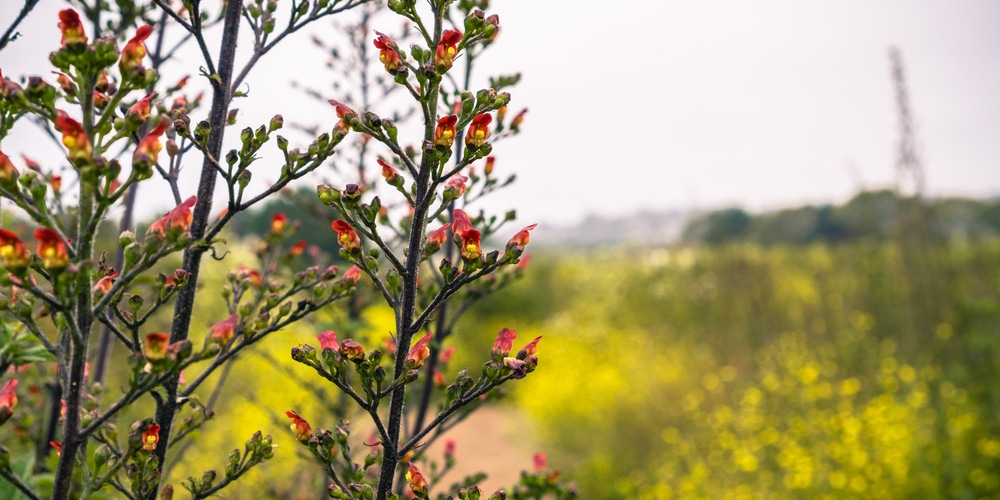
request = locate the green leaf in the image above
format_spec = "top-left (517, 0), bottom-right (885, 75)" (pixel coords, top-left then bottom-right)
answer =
top-left (0, 451), bottom-right (38, 500)
top-left (13, 345), bottom-right (56, 364)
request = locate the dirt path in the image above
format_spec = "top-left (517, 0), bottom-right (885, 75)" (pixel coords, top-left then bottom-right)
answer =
top-left (421, 405), bottom-right (540, 495)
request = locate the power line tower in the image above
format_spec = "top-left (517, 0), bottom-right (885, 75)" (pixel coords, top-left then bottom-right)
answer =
top-left (887, 46), bottom-right (945, 361)
top-left (888, 46), bottom-right (926, 198)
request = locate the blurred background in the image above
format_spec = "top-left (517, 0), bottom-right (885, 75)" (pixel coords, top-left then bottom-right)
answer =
top-left (1, 0), bottom-right (999, 498)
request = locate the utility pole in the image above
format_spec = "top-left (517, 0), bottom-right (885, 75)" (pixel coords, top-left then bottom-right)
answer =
top-left (888, 46), bottom-right (925, 198)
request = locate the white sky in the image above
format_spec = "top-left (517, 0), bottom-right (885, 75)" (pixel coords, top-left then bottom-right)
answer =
top-left (2, 0), bottom-right (999, 227)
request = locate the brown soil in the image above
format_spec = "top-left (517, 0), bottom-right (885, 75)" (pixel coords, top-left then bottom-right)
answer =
top-left (421, 405), bottom-right (540, 495)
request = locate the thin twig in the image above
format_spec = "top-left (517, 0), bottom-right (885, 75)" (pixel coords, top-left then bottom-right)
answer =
top-left (0, 0), bottom-right (42, 52)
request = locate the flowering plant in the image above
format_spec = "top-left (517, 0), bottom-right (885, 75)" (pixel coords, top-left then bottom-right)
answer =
top-left (0, 0), bottom-right (573, 499)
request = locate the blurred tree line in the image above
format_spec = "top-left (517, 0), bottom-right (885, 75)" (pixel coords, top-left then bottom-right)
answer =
top-left (683, 189), bottom-right (1000, 246)
top-left (225, 186), bottom-right (340, 255)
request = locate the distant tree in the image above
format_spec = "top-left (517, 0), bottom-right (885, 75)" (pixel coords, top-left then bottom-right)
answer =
top-left (683, 207), bottom-right (751, 245)
top-left (682, 190), bottom-right (1000, 247)
top-left (748, 205), bottom-right (834, 245)
top-left (227, 186), bottom-right (339, 257)
top-left (834, 189), bottom-right (900, 240)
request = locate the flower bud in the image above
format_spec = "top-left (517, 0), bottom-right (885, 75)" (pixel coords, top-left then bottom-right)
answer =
top-left (317, 184), bottom-right (340, 206)
top-left (269, 114), bottom-right (283, 132)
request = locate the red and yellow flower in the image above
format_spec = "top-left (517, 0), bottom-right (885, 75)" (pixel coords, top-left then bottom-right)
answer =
top-left (144, 332), bottom-right (170, 361)
top-left (133, 119), bottom-right (169, 173)
top-left (434, 29), bottom-right (462, 72)
top-left (94, 269), bottom-right (118, 296)
top-left (92, 91), bottom-right (109, 109)
top-left (331, 220), bottom-right (361, 253)
top-left (426, 224), bottom-right (449, 254)
top-left (286, 411), bottom-right (312, 441)
top-left (406, 333), bottom-right (432, 369)
top-left (459, 229), bottom-right (482, 261)
top-left (58, 9), bottom-right (87, 47)
top-left (465, 113), bottom-right (492, 148)
top-left (34, 228), bottom-right (68, 270)
top-left (141, 423), bottom-right (160, 452)
top-left (95, 70), bottom-right (110, 93)
top-left (378, 158), bottom-right (401, 185)
top-left (327, 99), bottom-right (356, 135)
top-left (373, 31), bottom-right (403, 73)
top-left (120, 25), bottom-right (153, 74)
top-left (288, 240), bottom-right (307, 257)
top-left (237, 265), bottom-right (262, 287)
top-left (148, 194), bottom-right (196, 237)
top-left (127, 92), bottom-right (157, 122)
top-left (53, 72), bottom-right (75, 94)
top-left (209, 313), bottom-right (238, 344)
top-left (328, 99), bottom-right (354, 118)
top-left (406, 463), bottom-right (428, 496)
top-left (518, 336), bottom-right (542, 358)
top-left (507, 223), bottom-right (537, 251)
top-left (434, 115), bottom-right (458, 148)
top-left (339, 339), bottom-right (365, 361)
top-left (271, 213), bottom-right (287, 234)
top-left (56, 111), bottom-right (92, 164)
top-left (0, 229), bottom-right (30, 270)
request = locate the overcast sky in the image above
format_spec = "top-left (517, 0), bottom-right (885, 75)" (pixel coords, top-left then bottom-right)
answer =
top-left (1, 0), bottom-right (998, 227)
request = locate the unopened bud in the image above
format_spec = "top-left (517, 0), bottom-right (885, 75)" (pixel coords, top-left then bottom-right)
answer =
top-left (317, 184), bottom-right (339, 206)
top-left (119, 230), bottom-right (136, 248)
top-left (342, 184), bottom-right (361, 203)
top-left (362, 111), bottom-right (381, 129)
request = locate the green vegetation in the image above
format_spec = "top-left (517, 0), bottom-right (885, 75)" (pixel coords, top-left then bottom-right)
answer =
top-left (154, 198), bottom-right (1000, 498)
top-left (465, 240), bottom-right (1000, 498)
top-left (684, 190), bottom-right (1000, 245)
top-left (10, 188), bottom-right (997, 498)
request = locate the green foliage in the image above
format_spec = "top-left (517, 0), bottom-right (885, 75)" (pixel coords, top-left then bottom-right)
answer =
top-left (473, 241), bottom-right (1000, 498)
top-left (684, 190), bottom-right (1000, 246)
top-left (228, 186), bottom-right (340, 257)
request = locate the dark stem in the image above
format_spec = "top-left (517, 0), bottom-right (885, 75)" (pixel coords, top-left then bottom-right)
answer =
top-left (410, 48), bottom-right (473, 439)
top-left (375, 9), bottom-right (450, 496)
top-left (375, 157), bottom-right (433, 499)
top-left (52, 73), bottom-right (99, 500)
top-left (148, 1), bottom-right (243, 498)
top-left (410, 202), bottom-right (454, 437)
